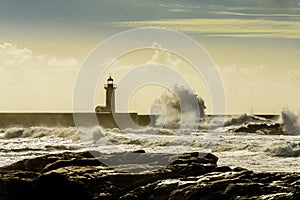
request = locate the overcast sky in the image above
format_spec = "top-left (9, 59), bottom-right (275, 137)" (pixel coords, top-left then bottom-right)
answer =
top-left (0, 0), bottom-right (299, 114)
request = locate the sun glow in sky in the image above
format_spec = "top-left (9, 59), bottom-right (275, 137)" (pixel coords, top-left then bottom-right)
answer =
top-left (0, 0), bottom-right (299, 114)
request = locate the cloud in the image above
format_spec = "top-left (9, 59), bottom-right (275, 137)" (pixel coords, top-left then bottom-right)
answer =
top-left (104, 42), bottom-right (182, 75)
top-left (209, 2), bottom-right (300, 11)
top-left (159, 3), bottom-right (201, 12)
top-left (0, 43), bottom-right (80, 111)
top-left (47, 57), bottom-right (79, 68)
top-left (146, 42), bottom-right (181, 66)
top-left (169, 8), bottom-right (191, 13)
top-left (210, 11), bottom-right (300, 18)
top-left (113, 18), bottom-right (300, 39)
top-left (286, 70), bottom-right (300, 79)
top-left (0, 43), bottom-right (79, 70)
top-left (221, 65), bottom-right (269, 89)
top-left (157, 3), bottom-right (202, 13)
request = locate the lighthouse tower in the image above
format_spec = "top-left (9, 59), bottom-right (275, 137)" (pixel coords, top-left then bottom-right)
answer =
top-left (104, 76), bottom-right (117, 113)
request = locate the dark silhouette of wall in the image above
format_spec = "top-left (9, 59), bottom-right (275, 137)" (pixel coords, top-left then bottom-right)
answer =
top-left (0, 113), bottom-right (157, 129)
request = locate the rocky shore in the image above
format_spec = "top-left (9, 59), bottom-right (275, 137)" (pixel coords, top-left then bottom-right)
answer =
top-left (0, 151), bottom-right (299, 200)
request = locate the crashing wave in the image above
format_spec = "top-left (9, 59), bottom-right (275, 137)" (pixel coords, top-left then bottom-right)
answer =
top-left (281, 109), bottom-right (300, 135)
top-left (2, 127), bottom-right (79, 140)
top-left (152, 85), bottom-right (206, 129)
top-left (233, 123), bottom-right (283, 135)
top-left (223, 114), bottom-right (282, 135)
top-left (224, 114), bottom-right (272, 127)
top-left (265, 142), bottom-right (300, 157)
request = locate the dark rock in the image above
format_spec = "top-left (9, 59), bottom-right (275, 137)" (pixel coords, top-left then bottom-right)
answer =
top-left (233, 167), bottom-right (248, 172)
top-left (41, 157), bottom-right (104, 173)
top-left (131, 150), bottom-right (146, 153)
top-left (0, 151), bottom-right (299, 200)
top-left (171, 152), bottom-right (218, 165)
top-left (36, 172), bottom-right (92, 200)
top-left (214, 166), bottom-right (232, 172)
top-left (0, 177), bottom-right (35, 200)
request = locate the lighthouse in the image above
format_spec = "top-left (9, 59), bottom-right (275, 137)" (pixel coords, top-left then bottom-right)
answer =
top-left (104, 76), bottom-right (116, 113)
top-left (95, 76), bottom-right (117, 113)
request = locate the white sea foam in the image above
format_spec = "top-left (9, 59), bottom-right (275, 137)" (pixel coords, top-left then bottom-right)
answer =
top-left (265, 142), bottom-right (300, 157)
top-left (1, 114), bottom-right (300, 172)
top-left (214, 132), bottom-right (300, 172)
top-left (2, 127), bottom-right (79, 140)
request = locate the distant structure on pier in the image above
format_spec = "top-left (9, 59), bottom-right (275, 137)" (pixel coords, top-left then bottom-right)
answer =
top-left (94, 76), bottom-right (157, 128)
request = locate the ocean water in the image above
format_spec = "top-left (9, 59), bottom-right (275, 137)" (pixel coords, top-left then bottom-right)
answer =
top-left (0, 113), bottom-right (299, 172)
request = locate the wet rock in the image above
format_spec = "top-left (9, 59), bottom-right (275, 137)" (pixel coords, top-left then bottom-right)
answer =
top-left (36, 172), bottom-right (92, 200)
top-left (0, 151), bottom-right (299, 200)
top-left (131, 149), bottom-right (146, 153)
top-left (214, 166), bottom-right (232, 172)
